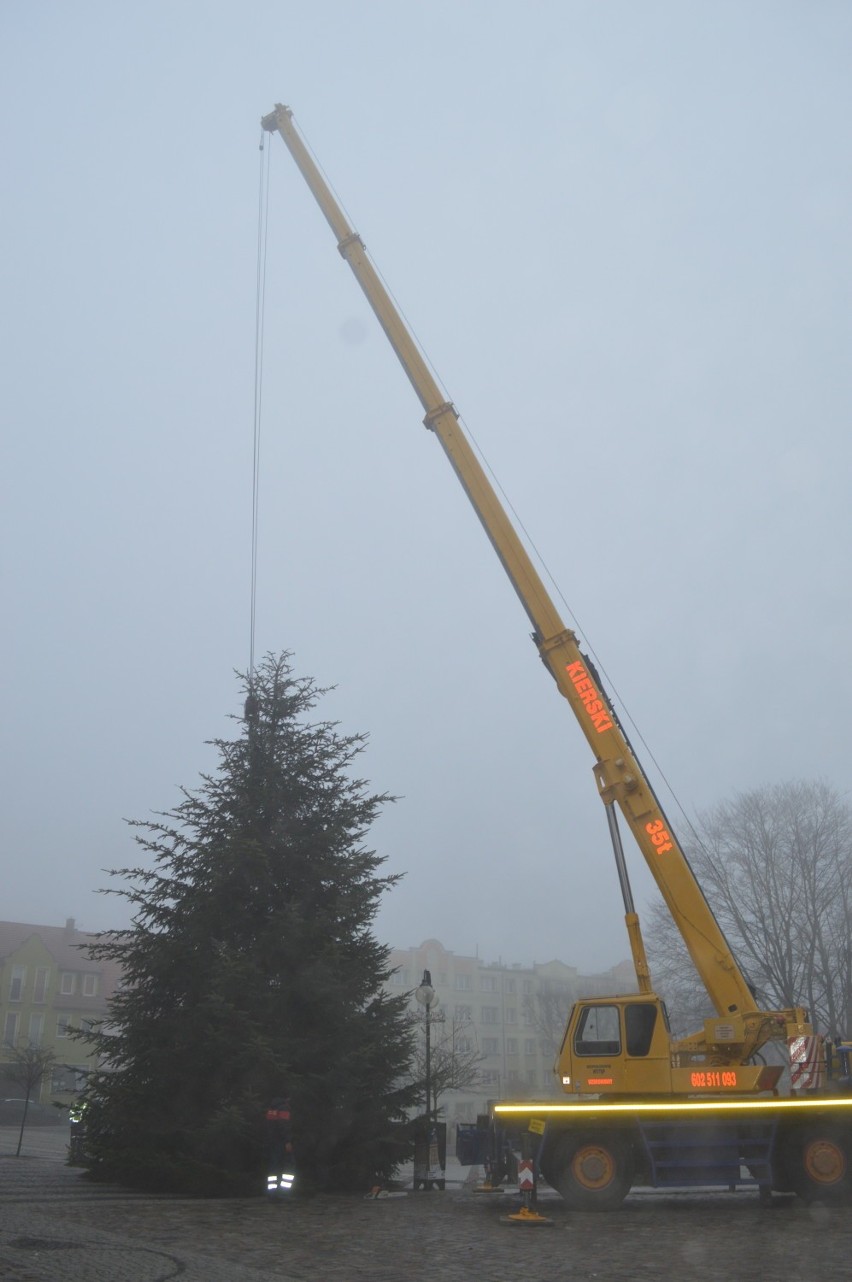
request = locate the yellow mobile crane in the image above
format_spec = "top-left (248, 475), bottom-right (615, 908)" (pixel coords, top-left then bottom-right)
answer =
top-left (263, 105), bottom-right (852, 1207)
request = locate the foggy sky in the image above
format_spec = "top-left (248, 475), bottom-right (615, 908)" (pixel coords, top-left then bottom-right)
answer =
top-left (3, 2), bottom-right (852, 973)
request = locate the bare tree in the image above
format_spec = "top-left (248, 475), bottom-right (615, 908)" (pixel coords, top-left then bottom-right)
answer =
top-left (645, 780), bottom-right (852, 1037)
top-left (4, 1044), bottom-right (57, 1157)
top-left (522, 984), bottom-right (576, 1061)
top-left (644, 897), bottom-right (715, 1035)
top-left (410, 1011), bottom-right (484, 1118)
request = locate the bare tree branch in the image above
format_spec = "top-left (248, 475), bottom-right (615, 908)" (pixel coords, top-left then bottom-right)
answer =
top-left (409, 1012), bottom-right (485, 1116)
top-left (645, 781), bottom-right (852, 1037)
top-left (3, 1044), bottom-right (58, 1157)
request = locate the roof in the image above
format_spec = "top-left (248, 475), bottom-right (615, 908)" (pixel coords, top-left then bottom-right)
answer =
top-left (0, 918), bottom-right (123, 998)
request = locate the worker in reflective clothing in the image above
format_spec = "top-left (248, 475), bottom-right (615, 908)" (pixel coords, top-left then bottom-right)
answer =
top-left (265, 1096), bottom-right (295, 1197)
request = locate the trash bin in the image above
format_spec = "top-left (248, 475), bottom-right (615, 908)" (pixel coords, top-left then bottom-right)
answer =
top-left (456, 1122), bottom-right (489, 1166)
top-left (413, 1117), bottom-right (446, 1190)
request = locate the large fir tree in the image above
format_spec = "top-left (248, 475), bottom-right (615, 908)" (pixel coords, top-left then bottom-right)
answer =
top-left (81, 653), bottom-right (417, 1194)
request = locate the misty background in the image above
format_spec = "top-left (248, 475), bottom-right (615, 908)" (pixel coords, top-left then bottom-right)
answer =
top-left (3, 2), bottom-right (851, 973)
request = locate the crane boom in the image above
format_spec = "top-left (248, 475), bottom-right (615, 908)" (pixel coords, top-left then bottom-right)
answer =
top-left (262, 104), bottom-right (808, 1061)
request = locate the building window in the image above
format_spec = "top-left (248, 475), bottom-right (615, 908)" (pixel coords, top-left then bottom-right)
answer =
top-left (9, 965), bottom-right (27, 1002)
top-left (52, 1065), bottom-right (87, 1093)
top-left (60, 973), bottom-right (76, 996)
top-left (28, 1014), bottom-right (45, 1046)
top-left (454, 1005), bottom-right (472, 1022)
top-left (523, 980), bottom-right (533, 994)
top-left (481, 1006), bottom-right (499, 1025)
top-left (82, 974), bottom-right (99, 998)
top-left (505, 979), bottom-right (516, 994)
top-left (524, 1039), bottom-right (536, 1056)
top-left (454, 974), bottom-right (472, 991)
top-left (480, 975), bottom-right (497, 992)
top-left (56, 1015), bottom-right (72, 1039)
top-left (506, 1038), bottom-right (518, 1055)
top-left (456, 1038), bottom-right (472, 1054)
top-left (482, 1038), bottom-right (499, 1055)
top-left (33, 968), bottom-right (49, 1003)
top-left (506, 1008), bottom-right (517, 1025)
top-left (3, 1013), bottom-right (19, 1047)
top-left (481, 1070), bottom-right (499, 1086)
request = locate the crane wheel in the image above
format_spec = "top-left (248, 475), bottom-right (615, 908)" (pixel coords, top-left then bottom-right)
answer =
top-left (804, 1136), bottom-right (846, 1184)
top-left (546, 1130), bottom-right (634, 1211)
top-left (783, 1125), bottom-right (852, 1205)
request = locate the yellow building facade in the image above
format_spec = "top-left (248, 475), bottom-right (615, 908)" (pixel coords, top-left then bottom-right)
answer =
top-left (0, 918), bottom-right (121, 1108)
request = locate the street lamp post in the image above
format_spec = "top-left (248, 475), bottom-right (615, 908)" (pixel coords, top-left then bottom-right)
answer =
top-left (415, 969), bottom-right (442, 1190)
top-left (415, 969), bottom-right (436, 1120)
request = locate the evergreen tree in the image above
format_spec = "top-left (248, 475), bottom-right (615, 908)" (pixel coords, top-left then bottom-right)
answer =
top-left (80, 653), bottom-right (417, 1194)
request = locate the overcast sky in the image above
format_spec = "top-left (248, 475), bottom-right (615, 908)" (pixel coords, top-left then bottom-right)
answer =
top-left (3, 2), bottom-right (851, 973)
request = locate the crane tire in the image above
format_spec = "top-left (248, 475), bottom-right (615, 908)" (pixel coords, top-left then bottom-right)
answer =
top-left (782, 1123), bottom-right (852, 1205)
top-left (546, 1130), bottom-right (634, 1211)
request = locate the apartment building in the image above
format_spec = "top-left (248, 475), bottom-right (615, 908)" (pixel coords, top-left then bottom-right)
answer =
top-left (0, 918), bottom-right (122, 1107)
top-left (388, 938), bottom-right (636, 1137)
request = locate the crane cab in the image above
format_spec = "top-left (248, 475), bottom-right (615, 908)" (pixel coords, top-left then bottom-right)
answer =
top-left (556, 994), bottom-right (674, 1096)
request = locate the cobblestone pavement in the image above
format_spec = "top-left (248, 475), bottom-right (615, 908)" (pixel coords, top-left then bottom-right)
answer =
top-left (3, 1126), bottom-right (852, 1281)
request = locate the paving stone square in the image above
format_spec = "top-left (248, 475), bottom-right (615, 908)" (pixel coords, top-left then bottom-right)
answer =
top-left (2, 1124), bottom-right (851, 1281)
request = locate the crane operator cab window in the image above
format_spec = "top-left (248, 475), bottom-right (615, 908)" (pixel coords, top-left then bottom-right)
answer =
top-left (624, 1003), bottom-right (658, 1058)
top-left (574, 1005), bottom-right (621, 1058)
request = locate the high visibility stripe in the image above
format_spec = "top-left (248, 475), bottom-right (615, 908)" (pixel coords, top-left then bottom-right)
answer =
top-left (518, 1159), bottom-right (534, 1190)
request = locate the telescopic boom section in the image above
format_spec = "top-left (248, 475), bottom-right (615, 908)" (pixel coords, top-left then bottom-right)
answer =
top-left (261, 104), bottom-right (769, 1035)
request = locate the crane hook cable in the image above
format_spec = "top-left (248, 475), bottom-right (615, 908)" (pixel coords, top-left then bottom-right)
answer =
top-left (250, 128), bottom-right (272, 681)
